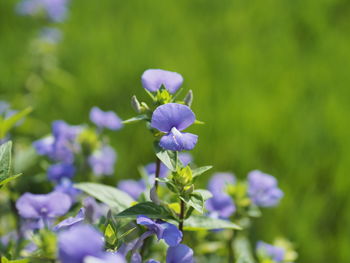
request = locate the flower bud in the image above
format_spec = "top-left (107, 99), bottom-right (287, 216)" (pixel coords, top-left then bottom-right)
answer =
top-left (184, 90), bottom-right (193, 106)
top-left (131, 95), bottom-right (142, 113)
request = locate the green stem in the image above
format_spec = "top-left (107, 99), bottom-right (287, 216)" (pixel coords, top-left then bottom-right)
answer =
top-left (178, 199), bottom-right (185, 232)
top-left (228, 230), bottom-right (235, 263)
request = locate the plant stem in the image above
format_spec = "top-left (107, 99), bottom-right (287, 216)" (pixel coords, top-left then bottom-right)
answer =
top-left (154, 157), bottom-right (161, 190)
top-left (228, 230), bottom-right (235, 263)
top-left (178, 199), bottom-right (185, 232)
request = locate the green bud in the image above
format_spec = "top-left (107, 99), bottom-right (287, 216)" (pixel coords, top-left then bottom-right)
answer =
top-left (131, 95), bottom-right (142, 113)
top-left (173, 166), bottom-right (193, 188)
top-left (184, 90), bottom-right (193, 106)
top-left (156, 88), bottom-right (172, 104)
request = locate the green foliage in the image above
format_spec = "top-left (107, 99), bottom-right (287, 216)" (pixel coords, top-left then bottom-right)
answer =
top-left (1, 257), bottom-right (29, 263)
top-left (0, 107), bottom-right (32, 138)
top-left (234, 235), bottom-right (256, 263)
top-left (74, 182), bottom-right (134, 211)
top-left (115, 202), bottom-right (173, 219)
top-left (0, 141), bottom-right (21, 187)
top-left (192, 166), bottom-right (213, 178)
top-left (184, 215), bottom-right (241, 231)
top-left (154, 145), bottom-right (179, 171)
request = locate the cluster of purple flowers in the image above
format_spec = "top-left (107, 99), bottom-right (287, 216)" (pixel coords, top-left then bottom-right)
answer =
top-left (16, 0), bottom-right (70, 22)
top-left (33, 107), bottom-right (122, 200)
top-left (206, 170), bottom-right (283, 219)
top-left (256, 241), bottom-right (286, 262)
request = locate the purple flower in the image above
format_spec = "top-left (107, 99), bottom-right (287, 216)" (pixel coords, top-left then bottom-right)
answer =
top-left (207, 172), bottom-right (236, 196)
top-left (256, 241), bottom-right (285, 262)
top-left (88, 145), bottom-right (116, 176)
top-left (151, 103), bottom-right (198, 151)
top-left (54, 208), bottom-right (85, 231)
top-left (136, 215), bottom-right (182, 247)
top-left (58, 224), bottom-right (104, 263)
top-left (146, 260), bottom-right (160, 263)
top-left (206, 173), bottom-right (236, 219)
top-left (179, 153), bottom-right (193, 166)
top-left (16, 191), bottom-right (71, 220)
top-left (141, 69), bottom-right (183, 94)
top-left (118, 179), bottom-right (146, 200)
top-left (248, 170), bottom-right (283, 207)
top-left (90, 107), bottom-right (123, 131)
top-left (54, 178), bottom-right (80, 202)
top-left (166, 244), bottom-right (194, 263)
top-left (206, 194), bottom-right (236, 219)
top-left (16, 0), bottom-right (69, 22)
top-left (33, 120), bottom-right (82, 163)
top-left (47, 163), bottom-right (75, 183)
top-left (85, 253), bottom-right (126, 263)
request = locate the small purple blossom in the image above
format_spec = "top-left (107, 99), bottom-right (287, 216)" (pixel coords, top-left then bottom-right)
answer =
top-left (90, 107), bottom-right (123, 131)
top-left (85, 253), bottom-right (126, 263)
top-left (16, 191), bottom-right (71, 220)
top-left (248, 170), bottom-right (283, 207)
top-left (206, 173), bottom-right (236, 219)
top-left (54, 178), bottom-right (80, 202)
top-left (16, 0), bottom-right (69, 22)
top-left (54, 208), bottom-right (85, 231)
top-left (151, 103), bottom-right (198, 151)
top-left (166, 244), bottom-right (194, 263)
top-left (141, 69), bottom-right (183, 94)
top-left (47, 163), bottom-right (75, 183)
top-left (58, 224), bottom-right (104, 263)
top-left (118, 179), bottom-right (146, 200)
top-left (207, 172), bottom-right (236, 196)
top-left (206, 194), bottom-right (236, 219)
top-left (256, 241), bottom-right (285, 262)
top-left (83, 197), bottom-right (108, 223)
top-left (88, 145), bottom-right (116, 176)
top-left (136, 215), bottom-right (182, 247)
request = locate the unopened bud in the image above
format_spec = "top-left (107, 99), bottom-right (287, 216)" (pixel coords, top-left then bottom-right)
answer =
top-left (184, 90), bottom-right (193, 106)
top-left (131, 95), bottom-right (142, 113)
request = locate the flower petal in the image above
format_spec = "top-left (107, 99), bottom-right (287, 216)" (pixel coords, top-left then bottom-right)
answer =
top-left (159, 128), bottom-right (198, 151)
top-left (166, 244), bottom-right (194, 263)
top-left (90, 107), bottom-right (123, 130)
top-left (208, 173), bottom-right (236, 195)
top-left (141, 69), bottom-right (183, 93)
top-left (161, 223), bottom-right (183, 247)
top-left (151, 103), bottom-right (195, 132)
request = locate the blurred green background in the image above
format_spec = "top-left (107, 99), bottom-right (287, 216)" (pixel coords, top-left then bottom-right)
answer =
top-left (1, 0), bottom-right (350, 262)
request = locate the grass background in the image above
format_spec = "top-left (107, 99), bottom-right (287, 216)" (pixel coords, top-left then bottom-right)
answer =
top-left (1, 0), bottom-right (350, 262)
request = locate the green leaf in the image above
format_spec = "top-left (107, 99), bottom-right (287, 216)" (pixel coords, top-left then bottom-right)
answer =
top-left (154, 144), bottom-right (179, 171)
top-left (74, 182), bottom-right (134, 211)
top-left (194, 119), bottom-right (205, 125)
top-left (192, 166), bottom-right (213, 178)
top-left (193, 189), bottom-right (213, 201)
top-left (183, 215), bottom-right (241, 231)
top-left (0, 107), bottom-right (32, 138)
top-left (0, 141), bottom-right (20, 187)
top-left (115, 202), bottom-right (172, 219)
top-left (122, 114), bottom-right (148, 124)
top-left (234, 235), bottom-right (256, 263)
top-left (188, 193), bottom-right (204, 213)
top-left (1, 257), bottom-right (29, 263)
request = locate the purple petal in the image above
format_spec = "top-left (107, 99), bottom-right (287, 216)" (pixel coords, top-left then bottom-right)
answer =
top-left (54, 208), bottom-right (85, 231)
top-left (58, 224), bottom-right (104, 263)
top-left (257, 241), bottom-right (285, 262)
top-left (47, 163), bottom-right (75, 182)
top-left (90, 107), bottom-right (123, 130)
top-left (88, 146), bottom-right (117, 176)
top-left (159, 128), bottom-right (198, 151)
top-left (178, 153), bottom-right (192, 166)
top-left (33, 136), bottom-right (54, 156)
top-left (208, 173), bottom-right (236, 195)
top-left (151, 103), bottom-right (195, 132)
top-left (118, 180), bottom-right (146, 200)
top-left (141, 69), bottom-right (183, 94)
top-left (161, 223), bottom-right (183, 247)
top-left (166, 244), bottom-right (194, 263)
top-left (16, 191), bottom-right (71, 219)
top-left (206, 194), bottom-right (236, 219)
top-left (146, 260), bottom-right (160, 263)
top-left (130, 253), bottom-right (142, 263)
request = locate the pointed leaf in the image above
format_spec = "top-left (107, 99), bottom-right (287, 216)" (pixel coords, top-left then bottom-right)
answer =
top-left (122, 114), bottom-right (149, 124)
top-left (192, 166), bottom-right (213, 178)
top-left (115, 202), bottom-right (172, 219)
top-left (75, 182), bottom-right (134, 211)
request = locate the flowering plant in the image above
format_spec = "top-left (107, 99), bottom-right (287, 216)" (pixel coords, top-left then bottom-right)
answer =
top-left (0, 69), bottom-right (297, 263)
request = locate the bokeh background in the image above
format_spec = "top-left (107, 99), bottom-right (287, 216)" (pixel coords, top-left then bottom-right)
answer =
top-left (1, 1), bottom-right (350, 262)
